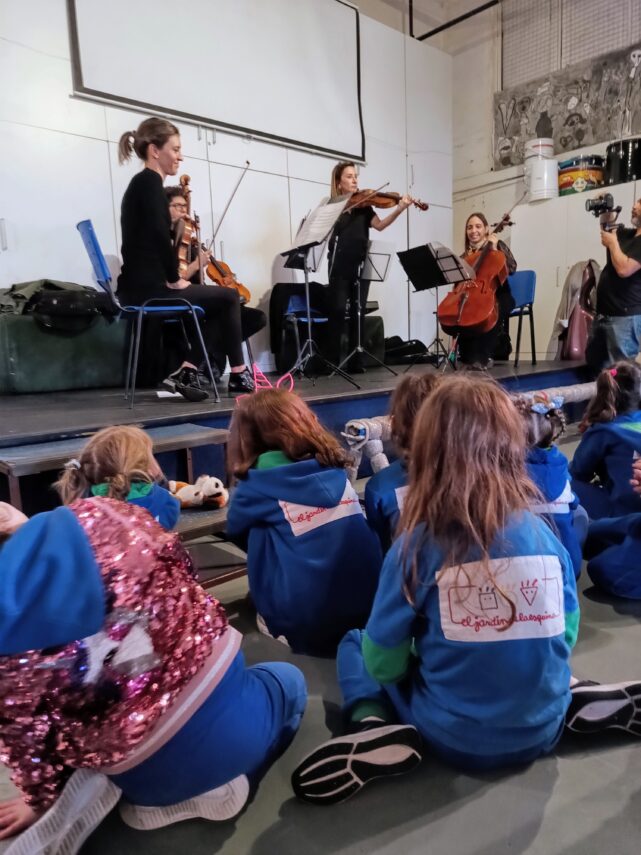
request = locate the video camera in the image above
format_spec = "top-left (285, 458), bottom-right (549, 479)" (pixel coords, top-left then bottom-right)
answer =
top-left (585, 193), bottom-right (622, 231)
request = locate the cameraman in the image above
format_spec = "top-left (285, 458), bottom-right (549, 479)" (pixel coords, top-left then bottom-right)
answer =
top-left (586, 197), bottom-right (641, 372)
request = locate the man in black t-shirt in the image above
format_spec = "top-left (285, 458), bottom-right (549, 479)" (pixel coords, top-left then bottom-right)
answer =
top-left (586, 196), bottom-right (641, 372)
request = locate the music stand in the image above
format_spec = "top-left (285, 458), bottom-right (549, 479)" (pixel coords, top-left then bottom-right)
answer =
top-left (335, 241), bottom-right (397, 376)
top-left (397, 242), bottom-right (474, 370)
top-left (281, 197), bottom-right (360, 389)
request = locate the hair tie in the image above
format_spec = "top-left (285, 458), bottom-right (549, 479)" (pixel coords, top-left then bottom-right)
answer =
top-left (609, 368), bottom-right (618, 377)
top-left (531, 395), bottom-right (564, 416)
top-left (64, 458), bottom-right (81, 470)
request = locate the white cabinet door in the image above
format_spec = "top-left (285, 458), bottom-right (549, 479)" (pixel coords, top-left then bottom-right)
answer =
top-left (0, 124), bottom-right (114, 287)
top-left (209, 165), bottom-right (291, 369)
top-left (510, 198), bottom-right (567, 358)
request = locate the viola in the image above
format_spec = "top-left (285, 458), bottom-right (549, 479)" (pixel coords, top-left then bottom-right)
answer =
top-left (437, 210), bottom-right (514, 338)
top-left (349, 188), bottom-right (428, 212)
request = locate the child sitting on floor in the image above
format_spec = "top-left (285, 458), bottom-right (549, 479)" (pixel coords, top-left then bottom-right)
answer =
top-left (514, 392), bottom-right (586, 578)
top-left (226, 389), bottom-right (383, 656)
top-left (365, 373), bottom-right (440, 553)
top-left (292, 375), bottom-right (641, 805)
top-left (570, 361), bottom-right (641, 520)
top-left (54, 425), bottom-right (180, 530)
top-left (0, 498), bottom-right (306, 851)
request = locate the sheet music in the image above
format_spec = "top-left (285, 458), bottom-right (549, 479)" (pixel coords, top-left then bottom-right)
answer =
top-left (284, 195), bottom-right (351, 253)
top-left (429, 242), bottom-right (475, 283)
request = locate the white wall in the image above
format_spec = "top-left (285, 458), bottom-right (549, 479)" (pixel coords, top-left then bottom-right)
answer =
top-left (0, 0), bottom-right (452, 370)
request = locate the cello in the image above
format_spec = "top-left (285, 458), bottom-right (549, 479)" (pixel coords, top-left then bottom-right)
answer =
top-left (437, 204), bottom-right (520, 338)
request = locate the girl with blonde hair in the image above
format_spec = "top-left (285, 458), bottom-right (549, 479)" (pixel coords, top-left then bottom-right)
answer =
top-left (55, 425), bottom-right (180, 529)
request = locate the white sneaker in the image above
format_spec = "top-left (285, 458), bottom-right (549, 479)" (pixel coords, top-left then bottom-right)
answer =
top-left (119, 774), bottom-right (249, 830)
top-left (3, 769), bottom-right (120, 855)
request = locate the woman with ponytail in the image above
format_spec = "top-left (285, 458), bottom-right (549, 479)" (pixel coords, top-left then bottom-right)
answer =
top-left (117, 118), bottom-right (254, 399)
top-left (54, 425), bottom-right (180, 530)
top-left (570, 360), bottom-right (641, 519)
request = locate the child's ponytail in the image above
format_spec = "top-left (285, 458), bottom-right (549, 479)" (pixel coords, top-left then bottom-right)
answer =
top-left (580, 361), bottom-right (641, 432)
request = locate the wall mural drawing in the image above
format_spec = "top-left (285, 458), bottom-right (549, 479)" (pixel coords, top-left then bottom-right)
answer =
top-left (494, 43), bottom-right (641, 169)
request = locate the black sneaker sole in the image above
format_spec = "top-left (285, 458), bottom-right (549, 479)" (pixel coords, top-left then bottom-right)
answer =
top-left (291, 724), bottom-right (423, 806)
top-left (162, 378), bottom-right (209, 403)
top-left (566, 681), bottom-right (641, 736)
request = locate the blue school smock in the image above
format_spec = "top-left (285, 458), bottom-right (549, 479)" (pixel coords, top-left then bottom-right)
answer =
top-left (226, 454), bottom-right (383, 655)
top-left (91, 482), bottom-right (180, 530)
top-left (362, 512), bottom-right (578, 760)
top-left (364, 459), bottom-right (408, 552)
top-left (586, 512), bottom-right (641, 598)
top-left (527, 446), bottom-right (582, 578)
top-left (570, 412), bottom-right (641, 518)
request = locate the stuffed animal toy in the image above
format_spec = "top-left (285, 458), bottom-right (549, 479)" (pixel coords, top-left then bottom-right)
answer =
top-left (168, 475), bottom-right (229, 509)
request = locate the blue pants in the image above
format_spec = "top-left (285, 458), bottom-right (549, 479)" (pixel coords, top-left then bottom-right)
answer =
top-left (586, 314), bottom-right (641, 373)
top-left (572, 480), bottom-right (616, 521)
top-left (110, 652), bottom-right (307, 806)
top-left (338, 629), bottom-right (560, 772)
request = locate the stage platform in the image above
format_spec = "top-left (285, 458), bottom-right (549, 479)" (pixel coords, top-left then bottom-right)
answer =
top-left (0, 359), bottom-right (589, 450)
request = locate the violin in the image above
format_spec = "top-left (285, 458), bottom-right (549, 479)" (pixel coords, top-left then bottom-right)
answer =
top-left (349, 188), bottom-right (429, 212)
top-left (437, 209), bottom-right (515, 338)
top-left (178, 174), bottom-right (252, 303)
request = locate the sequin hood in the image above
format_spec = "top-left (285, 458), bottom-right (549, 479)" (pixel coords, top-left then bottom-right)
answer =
top-left (0, 498), bottom-right (232, 811)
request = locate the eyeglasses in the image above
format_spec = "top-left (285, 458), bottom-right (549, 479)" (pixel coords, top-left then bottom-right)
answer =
top-left (169, 203), bottom-right (188, 210)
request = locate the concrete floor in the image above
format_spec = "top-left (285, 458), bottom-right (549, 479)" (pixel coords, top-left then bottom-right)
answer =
top-left (3, 436), bottom-right (641, 854)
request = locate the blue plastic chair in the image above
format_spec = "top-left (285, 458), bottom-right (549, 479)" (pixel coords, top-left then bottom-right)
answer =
top-left (508, 270), bottom-right (537, 368)
top-left (284, 294), bottom-right (328, 360)
top-left (76, 220), bottom-right (219, 406)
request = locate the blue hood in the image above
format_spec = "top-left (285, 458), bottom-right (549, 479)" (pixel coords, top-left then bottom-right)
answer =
top-left (587, 413), bottom-right (641, 452)
top-left (527, 446), bottom-right (571, 502)
top-left (240, 458), bottom-right (350, 507)
top-left (0, 507), bottom-right (105, 654)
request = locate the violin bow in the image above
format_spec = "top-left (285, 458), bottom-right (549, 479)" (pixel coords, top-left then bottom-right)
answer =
top-left (209, 160), bottom-right (251, 254)
top-left (491, 189), bottom-right (528, 231)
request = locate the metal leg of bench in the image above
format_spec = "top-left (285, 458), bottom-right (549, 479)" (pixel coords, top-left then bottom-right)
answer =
top-left (8, 475), bottom-right (23, 511)
top-left (185, 447), bottom-right (194, 484)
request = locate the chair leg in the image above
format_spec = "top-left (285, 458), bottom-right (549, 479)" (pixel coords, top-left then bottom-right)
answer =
top-left (128, 311), bottom-right (145, 409)
top-left (244, 338), bottom-right (254, 369)
top-left (529, 305), bottom-right (537, 365)
top-left (125, 319), bottom-right (136, 400)
top-left (514, 312), bottom-right (524, 369)
top-left (191, 309), bottom-right (219, 403)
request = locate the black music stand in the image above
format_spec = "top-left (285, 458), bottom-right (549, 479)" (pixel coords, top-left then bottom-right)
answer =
top-left (281, 198), bottom-right (360, 389)
top-left (335, 242), bottom-right (397, 376)
top-left (397, 242), bottom-right (473, 370)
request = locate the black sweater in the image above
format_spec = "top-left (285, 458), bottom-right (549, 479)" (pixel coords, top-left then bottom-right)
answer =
top-left (117, 168), bottom-right (178, 301)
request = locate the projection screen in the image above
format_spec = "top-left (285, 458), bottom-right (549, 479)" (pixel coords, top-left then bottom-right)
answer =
top-left (68, 0), bottom-right (365, 161)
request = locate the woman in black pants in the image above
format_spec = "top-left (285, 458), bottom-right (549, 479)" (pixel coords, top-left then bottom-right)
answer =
top-left (326, 162), bottom-right (411, 371)
top-left (117, 117), bottom-right (254, 399)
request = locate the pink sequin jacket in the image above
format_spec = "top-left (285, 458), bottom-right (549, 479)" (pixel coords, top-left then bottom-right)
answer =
top-left (0, 498), bottom-right (240, 812)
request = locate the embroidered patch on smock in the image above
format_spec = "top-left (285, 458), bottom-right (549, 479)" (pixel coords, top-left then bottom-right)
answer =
top-left (279, 482), bottom-right (363, 536)
top-left (436, 554), bottom-right (565, 642)
top-left (395, 485), bottom-right (409, 512)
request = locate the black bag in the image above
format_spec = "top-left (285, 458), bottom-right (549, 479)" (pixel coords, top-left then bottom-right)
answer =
top-left (31, 288), bottom-right (116, 334)
top-left (384, 336), bottom-right (431, 364)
